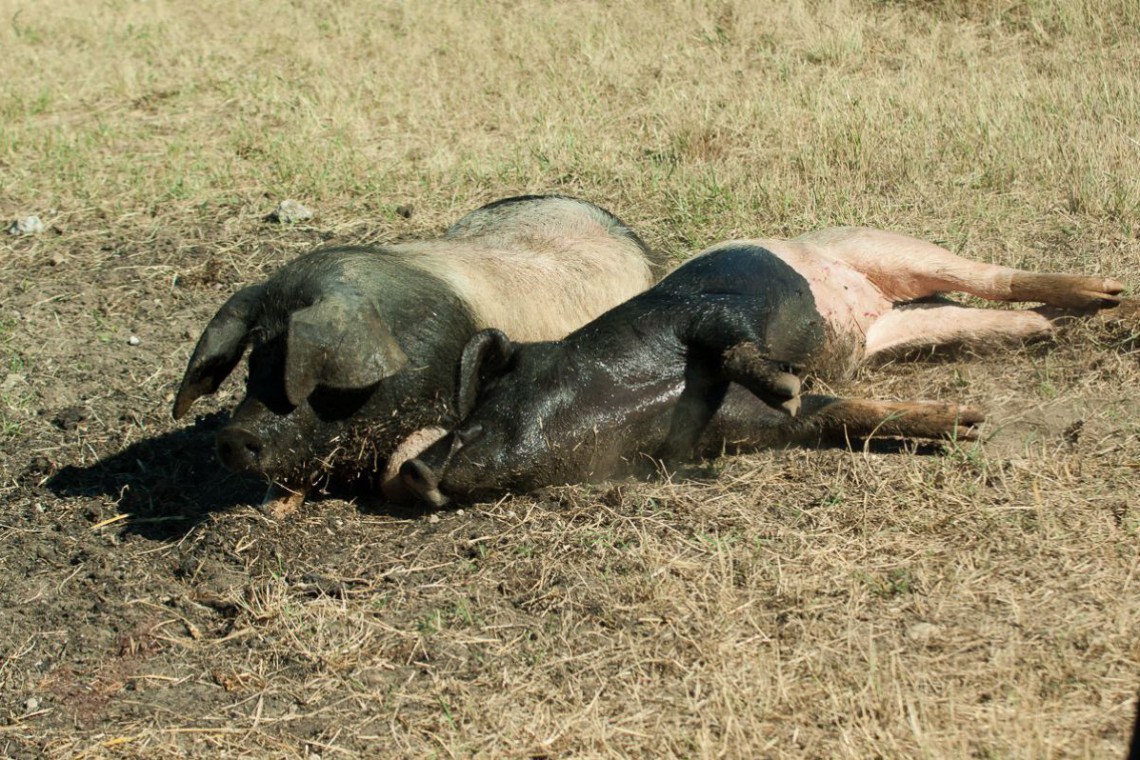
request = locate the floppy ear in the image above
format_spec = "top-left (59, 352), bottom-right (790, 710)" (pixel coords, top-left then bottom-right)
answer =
top-left (173, 284), bottom-right (264, 420)
top-left (284, 293), bottom-right (408, 406)
top-left (456, 328), bottom-right (515, 418)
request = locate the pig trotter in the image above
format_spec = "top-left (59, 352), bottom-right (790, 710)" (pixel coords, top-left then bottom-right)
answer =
top-left (721, 342), bottom-right (802, 412)
top-left (1009, 273), bottom-right (1124, 310)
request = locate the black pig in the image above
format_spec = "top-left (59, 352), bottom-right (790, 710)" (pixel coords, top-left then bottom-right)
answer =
top-left (173, 196), bottom-right (661, 514)
top-left (401, 228), bottom-right (1126, 504)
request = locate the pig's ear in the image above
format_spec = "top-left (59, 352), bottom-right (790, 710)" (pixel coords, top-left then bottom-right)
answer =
top-left (173, 284), bottom-right (263, 420)
top-left (457, 329), bottom-right (515, 418)
top-left (284, 294), bottom-right (408, 406)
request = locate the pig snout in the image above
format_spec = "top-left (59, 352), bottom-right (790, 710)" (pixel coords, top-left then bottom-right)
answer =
top-left (400, 458), bottom-right (450, 507)
top-left (216, 425), bottom-right (267, 473)
top-left (397, 425), bottom-right (488, 506)
top-left (214, 395), bottom-right (317, 478)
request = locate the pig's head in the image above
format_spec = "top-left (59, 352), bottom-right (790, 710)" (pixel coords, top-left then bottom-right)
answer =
top-left (173, 268), bottom-right (410, 490)
top-left (399, 329), bottom-right (566, 505)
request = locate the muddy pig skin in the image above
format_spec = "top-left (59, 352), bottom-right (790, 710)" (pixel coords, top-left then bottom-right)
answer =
top-left (401, 229), bottom-right (1126, 505)
top-left (172, 196), bottom-right (660, 506)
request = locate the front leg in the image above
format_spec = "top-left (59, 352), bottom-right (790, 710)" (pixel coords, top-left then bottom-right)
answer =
top-left (654, 361), bottom-right (728, 466)
top-left (661, 297), bottom-right (814, 460)
top-left (655, 341), bottom-right (803, 466)
top-left (784, 395), bottom-right (985, 444)
top-left (720, 341), bottom-right (802, 415)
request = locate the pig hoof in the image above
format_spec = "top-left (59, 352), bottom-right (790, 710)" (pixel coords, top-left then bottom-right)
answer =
top-left (260, 484), bottom-right (308, 518)
top-left (1074, 290), bottom-right (1123, 309)
top-left (1021, 274), bottom-right (1126, 309)
top-left (774, 370), bottom-right (801, 399)
top-left (951, 406), bottom-right (986, 441)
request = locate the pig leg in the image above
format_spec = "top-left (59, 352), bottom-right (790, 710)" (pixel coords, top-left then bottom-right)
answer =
top-left (797, 227), bottom-right (1124, 308)
top-left (659, 335), bottom-right (803, 463)
top-left (863, 303), bottom-right (1058, 358)
top-left (656, 370), bottom-right (730, 465)
top-left (785, 395), bottom-right (985, 442)
top-left (658, 313), bottom-right (811, 463)
top-left (720, 342), bottom-right (802, 414)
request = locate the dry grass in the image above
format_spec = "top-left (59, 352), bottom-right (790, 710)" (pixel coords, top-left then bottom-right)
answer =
top-left (1, 0), bottom-right (1139, 757)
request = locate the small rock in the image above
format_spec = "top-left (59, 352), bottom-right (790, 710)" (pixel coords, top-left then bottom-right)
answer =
top-left (396, 205), bottom-right (413, 219)
top-left (8, 216), bottom-right (44, 236)
top-left (270, 200), bottom-right (314, 224)
top-left (427, 513), bottom-right (441, 524)
top-left (127, 335), bottom-right (141, 346)
top-left (24, 697), bottom-right (39, 712)
top-left (455, 508), bottom-right (465, 516)
top-left (907, 622), bottom-right (941, 644)
top-left (1, 373), bottom-right (25, 393)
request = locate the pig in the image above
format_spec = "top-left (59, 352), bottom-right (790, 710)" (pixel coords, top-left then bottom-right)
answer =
top-left (172, 196), bottom-right (663, 514)
top-left (400, 228), bottom-right (1127, 505)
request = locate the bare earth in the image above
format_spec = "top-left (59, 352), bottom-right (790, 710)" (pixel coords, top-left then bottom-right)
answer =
top-left (1, 1), bottom-right (1139, 757)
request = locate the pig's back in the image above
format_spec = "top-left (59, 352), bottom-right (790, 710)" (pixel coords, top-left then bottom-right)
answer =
top-left (396, 197), bottom-right (657, 343)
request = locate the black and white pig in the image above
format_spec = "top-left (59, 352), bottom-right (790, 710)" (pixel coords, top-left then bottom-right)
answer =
top-left (400, 228), bottom-right (1127, 505)
top-left (172, 196), bottom-right (663, 514)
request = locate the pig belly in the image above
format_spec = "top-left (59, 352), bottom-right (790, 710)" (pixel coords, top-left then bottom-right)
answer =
top-left (745, 239), bottom-right (890, 375)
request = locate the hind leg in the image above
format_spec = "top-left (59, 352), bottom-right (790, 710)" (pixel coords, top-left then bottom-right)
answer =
top-left (796, 227), bottom-right (1124, 308)
top-left (787, 395), bottom-right (984, 443)
top-left (864, 303), bottom-right (1059, 358)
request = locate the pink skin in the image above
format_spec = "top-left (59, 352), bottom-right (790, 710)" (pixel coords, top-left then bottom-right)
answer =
top-left (706, 227), bottom-right (1124, 361)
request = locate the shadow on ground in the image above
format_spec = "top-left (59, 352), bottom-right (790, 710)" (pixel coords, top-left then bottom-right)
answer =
top-left (43, 411), bottom-right (436, 539)
top-left (45, 412), bottom-right (265, 540)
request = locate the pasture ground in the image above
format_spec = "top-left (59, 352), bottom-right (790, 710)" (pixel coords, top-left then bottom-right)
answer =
top-left (2, 0), bottom-right (1139, 756)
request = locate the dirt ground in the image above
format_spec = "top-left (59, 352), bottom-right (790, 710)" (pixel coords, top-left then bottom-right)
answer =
top-left (3, 0), bottom-right (1140, 757)
top-left (0, 205), bottom-right (1137, 758)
